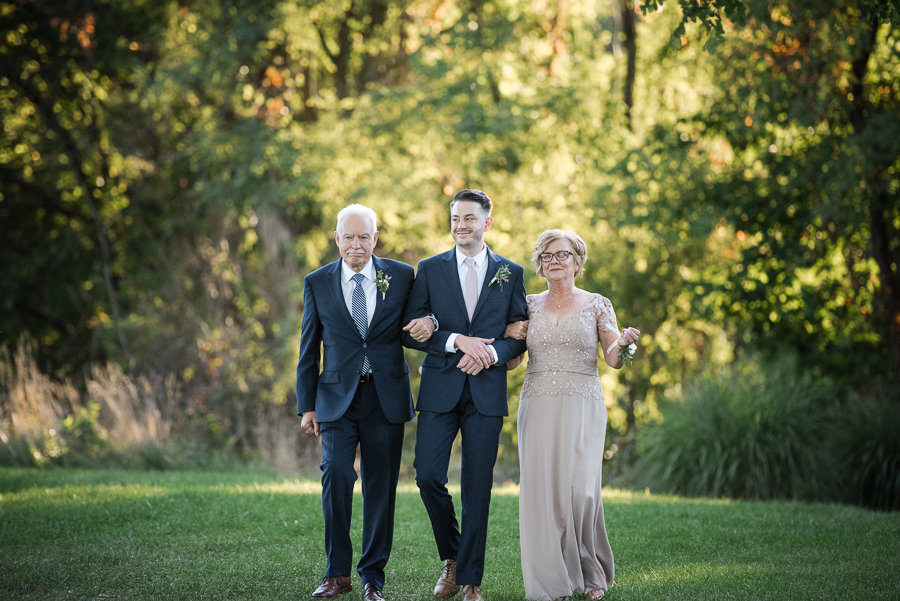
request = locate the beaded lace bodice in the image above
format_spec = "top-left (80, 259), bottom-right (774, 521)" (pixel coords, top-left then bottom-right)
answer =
top-left (521, 293), bottom-right (618, 401)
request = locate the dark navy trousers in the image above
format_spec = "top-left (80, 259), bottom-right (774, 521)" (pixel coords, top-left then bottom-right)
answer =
top-left (414, 379), bottom-right (503, 587)
top-left (319, 379), bottom-right (404, 589)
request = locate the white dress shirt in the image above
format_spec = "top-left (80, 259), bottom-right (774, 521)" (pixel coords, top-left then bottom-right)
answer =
top-left (446, 245), bottom-right (498, 364)
top-left (340, 257), bottom-right (376, 327)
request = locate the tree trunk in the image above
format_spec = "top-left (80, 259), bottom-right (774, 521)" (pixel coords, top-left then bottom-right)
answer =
top-left (356, 0), bottom-right (389, 95)
top-left (621, 0), bottom-right (636, 129)
top-left (302, 56), bottom-right (318, 123)
top-left (849, 17), bottom-right (900, 381)
top-left (550, 0), bottom-right (568, 78)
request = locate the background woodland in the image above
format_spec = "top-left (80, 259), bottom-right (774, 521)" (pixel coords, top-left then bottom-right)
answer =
top-left (2, 0), bottom-right (898, 509)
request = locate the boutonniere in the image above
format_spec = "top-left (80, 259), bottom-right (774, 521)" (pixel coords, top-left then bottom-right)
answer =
top-left (489, 263), bottom-right (511, 290)
top-left (375, 270), bottom-right (391, 300)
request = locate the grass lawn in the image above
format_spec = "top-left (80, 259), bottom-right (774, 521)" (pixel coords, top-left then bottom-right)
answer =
top-left (1, 468), bottom-right (898, 600)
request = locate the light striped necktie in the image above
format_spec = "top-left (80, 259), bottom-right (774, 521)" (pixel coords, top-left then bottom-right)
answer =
top-left (464, 258), bottom-right (478, 321)
top-left (351, 273), bottom-right (370, 374)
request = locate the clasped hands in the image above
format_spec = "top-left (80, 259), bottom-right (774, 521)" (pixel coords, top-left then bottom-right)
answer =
top-left (455, 319), bottom-right (530, 375)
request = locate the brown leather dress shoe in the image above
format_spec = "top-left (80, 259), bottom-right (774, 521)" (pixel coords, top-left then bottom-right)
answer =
top-left (364, 583), bottom-right (385, 601)
top-left (311, 576), bottom-right (352, 599)
top-left (433, 559), bottom-right (460, 598)
top-left (461, 585), bottom-right (482, 601)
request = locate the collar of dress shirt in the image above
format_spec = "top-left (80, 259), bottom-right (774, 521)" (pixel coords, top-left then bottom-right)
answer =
top-left (455, 244), bottom-right (488, 268)
top-left (341, 256), bottom-right (375, 284)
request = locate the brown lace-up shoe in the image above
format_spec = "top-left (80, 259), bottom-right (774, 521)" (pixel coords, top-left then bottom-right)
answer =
top-left (363, 583), bottom-right (385, 601)
top-left (311, 576), bottom-right (352, 598)
top-left (433, 559), bottom-right (460, 598)
top-left (461, 585), bottom-right (482, 601)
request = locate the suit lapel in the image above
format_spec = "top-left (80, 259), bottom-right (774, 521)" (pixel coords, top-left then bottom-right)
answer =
top-left (471, 247), bottom-right (500, 321)
top-left (369, 256), bottom-right (388, 329)
top-left (441, 249), bottom-right (470, 321)
top-left (327, 259), bottom-right (361, 336)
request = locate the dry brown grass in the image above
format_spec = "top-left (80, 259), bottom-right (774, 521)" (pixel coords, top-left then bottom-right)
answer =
top-left (1, 335), bottom-right (317, 473)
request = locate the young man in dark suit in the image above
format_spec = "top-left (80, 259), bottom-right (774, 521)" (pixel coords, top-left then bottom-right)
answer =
top-left (297, 204), bottom-right (435, 601)
top-left (402, 189), bottom-right (528, 601)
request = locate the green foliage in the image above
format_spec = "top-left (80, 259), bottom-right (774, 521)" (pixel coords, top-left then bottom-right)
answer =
top-left (636, 356), bottom-right (837, 501)
top-left (648, 0), bottom-right (899, 51)
top-left (643, 0), bottom-right (749, 53)
top-left (56, 401), bottom-right (110, 462)
top-left (832, 389), bottom-right (900, 511)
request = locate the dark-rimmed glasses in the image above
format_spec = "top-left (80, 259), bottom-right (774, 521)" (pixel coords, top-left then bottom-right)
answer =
top-left (539, 250), bottom-right (575, 262)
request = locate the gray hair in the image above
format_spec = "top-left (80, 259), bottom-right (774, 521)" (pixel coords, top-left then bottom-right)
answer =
top-left (336, 204), bottom-right (378, 233)
top-left (531, 229), bottom-right (588, 278)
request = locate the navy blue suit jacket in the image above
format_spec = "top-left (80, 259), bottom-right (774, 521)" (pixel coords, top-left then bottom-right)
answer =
top-left (402, 247), bottom-right (528, 417)
top-left (296, 256), bottom-right (416, 424)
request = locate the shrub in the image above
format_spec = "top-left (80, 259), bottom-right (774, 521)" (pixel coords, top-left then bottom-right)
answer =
top-left (635, 356), bottom-right (837, 502)
top-left (830, 390), bottom-right (900, 512)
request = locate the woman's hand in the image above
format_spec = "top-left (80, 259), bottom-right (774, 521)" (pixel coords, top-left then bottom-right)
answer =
top-left (507, 353), bottom-right (525, 370)
top-left (616, 327), bottom-right (640, 348)
top-left (504, 320), bottom-right (529, 340)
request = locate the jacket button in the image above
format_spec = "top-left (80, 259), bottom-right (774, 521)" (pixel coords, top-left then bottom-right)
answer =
top-left (363, 343), bottom-right (367, 348)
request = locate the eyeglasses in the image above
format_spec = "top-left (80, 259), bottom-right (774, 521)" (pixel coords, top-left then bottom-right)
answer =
top-left (539, 250), bottom-right (575, 262)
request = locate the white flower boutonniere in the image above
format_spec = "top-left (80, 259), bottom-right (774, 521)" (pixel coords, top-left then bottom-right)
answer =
top-left (489, 263), bottom-right (511, 290)
top-left (375, 270), bottom-right (391, 300)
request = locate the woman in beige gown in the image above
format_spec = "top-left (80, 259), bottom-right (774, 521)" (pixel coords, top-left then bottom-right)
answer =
top-left (509, 230), bottom-right (640, 601)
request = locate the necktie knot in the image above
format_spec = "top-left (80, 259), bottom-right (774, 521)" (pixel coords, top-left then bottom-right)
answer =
top-left (352, 273), bottom-right (365, 286)
top-left (464, 258), bottom-right (474, 269)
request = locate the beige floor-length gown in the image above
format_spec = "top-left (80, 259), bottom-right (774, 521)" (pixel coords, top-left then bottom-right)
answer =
top-left (518, 293), bottom-right (617, 601)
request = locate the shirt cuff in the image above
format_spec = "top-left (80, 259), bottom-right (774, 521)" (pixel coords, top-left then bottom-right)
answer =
top-left (445, 333), bottom-right (459, 354)
top-left (488, 345), bottom-right (499, 365)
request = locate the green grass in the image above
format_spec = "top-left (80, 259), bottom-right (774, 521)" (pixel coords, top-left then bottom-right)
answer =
top-left (1, 468), bottom-right (898, 600)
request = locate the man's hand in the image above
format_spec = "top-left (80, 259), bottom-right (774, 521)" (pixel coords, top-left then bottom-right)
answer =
top-left (457, 354), bottom-right (486, 375)
top-left (504, 320), bottom-right (529, 340)
top-left (455, 335), bottom-right (495, 370)
top-left (403, 317), bottom-right (435, 342)
top-left (507, 353), bottom-right (525, 370)
top-left (301, 411), bottom-right (320, 437)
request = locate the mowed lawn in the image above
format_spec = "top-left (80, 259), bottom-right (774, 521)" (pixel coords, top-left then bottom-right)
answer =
top-left (1, 468), bottom-right (898, 600)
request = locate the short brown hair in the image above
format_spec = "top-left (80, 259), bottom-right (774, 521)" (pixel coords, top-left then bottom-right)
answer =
top-left (531, 229), bottom-right (588, 278)
top-left (450, 189), bottom-right (492, 215)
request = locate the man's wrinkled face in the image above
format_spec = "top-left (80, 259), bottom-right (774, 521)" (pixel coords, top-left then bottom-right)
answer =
top-left (335, 214), bottom-right (378, 272)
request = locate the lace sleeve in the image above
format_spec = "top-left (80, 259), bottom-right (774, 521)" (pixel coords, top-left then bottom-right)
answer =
top-left (595, 295), bottom-right (618, 333)
top-left (526, 294), bottom-right (536, 318)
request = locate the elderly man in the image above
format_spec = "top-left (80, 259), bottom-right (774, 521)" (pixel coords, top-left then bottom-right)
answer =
top-left (296, 204), bottom-right (435, 601)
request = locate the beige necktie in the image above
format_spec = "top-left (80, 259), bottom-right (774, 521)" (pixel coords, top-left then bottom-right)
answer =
top-left (464, 258), bottom-right (477, 321)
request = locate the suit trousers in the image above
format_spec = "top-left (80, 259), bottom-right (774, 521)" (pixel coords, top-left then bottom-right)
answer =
top-left (320, 379), bottom-right (404, 589)
top-left (414, 379), bottom-right (504, 586)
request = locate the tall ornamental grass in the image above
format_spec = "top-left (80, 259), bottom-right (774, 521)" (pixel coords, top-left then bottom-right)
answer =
top-left (637, 356), bottom-right (900, 511)
top-left (0, 337), bottom-right (312, 473)
top-left (635, 357), bottom-right (836, 502)
top-left (832, 389), bottom-right (900, 511)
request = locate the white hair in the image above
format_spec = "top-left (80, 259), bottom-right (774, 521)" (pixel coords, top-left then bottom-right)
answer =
top-left (336, 204), bottom-right (378, 233)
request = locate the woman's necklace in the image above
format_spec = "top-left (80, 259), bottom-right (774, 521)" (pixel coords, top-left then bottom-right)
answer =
top-left (548, 289), bottom-right (575, 309)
